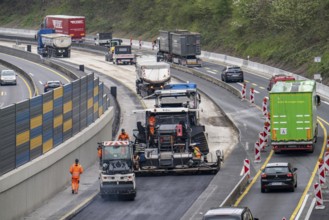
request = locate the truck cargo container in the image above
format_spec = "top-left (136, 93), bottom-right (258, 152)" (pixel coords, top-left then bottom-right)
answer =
top-left (157, 30), bottom-right (202, 67)
top-left (94, 32), bottom-right (112, 46)
top-left (43, 15), bottom-right (85, 42)
top-left (37, 32), bottom-right (71, 58)
top-left (135, 57), bottom-right (171, 97)
top-left (269, 80), bottom-right (320, 153)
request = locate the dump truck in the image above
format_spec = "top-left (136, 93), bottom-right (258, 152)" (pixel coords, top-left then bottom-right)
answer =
top-left (105, 45), bottom-right (135, 65)
top-left (37, 30), bottom-right (71, 58)
top-left (157, 30), bottom-right (202, 67)
top-left (269, 80), bottom-right (321, 153)
top-left (94, 32), bottom-right (112, 46)
top-left (42, 15), bottom-right (85, 42)
top-left (132, 108), bottom-right (223, 175)
top-left (135, 57), bottom-right (171, 97)
top-left (98, 141), bottom-right (136, 200)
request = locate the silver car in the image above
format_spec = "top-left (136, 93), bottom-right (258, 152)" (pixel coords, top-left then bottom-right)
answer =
top-left (0, 69), bottom-right (17, 85)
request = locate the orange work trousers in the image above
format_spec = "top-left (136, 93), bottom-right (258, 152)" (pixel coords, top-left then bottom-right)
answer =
top-left (71, 178), bottom-right (80, 193)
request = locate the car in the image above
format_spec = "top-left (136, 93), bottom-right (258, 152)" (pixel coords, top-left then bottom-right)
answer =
top-left (267, 74), bottom-right (295, 91)
top-left (203, 207), bottom-right (258, 220)
top-left (0, 69), bottom-right (17, 85)
top-left (44, 80), bottom-right (63, 92)
top-left (261, 162), bottom-right (297, 193)
top-left (221, 66), bottom-right (244, 82)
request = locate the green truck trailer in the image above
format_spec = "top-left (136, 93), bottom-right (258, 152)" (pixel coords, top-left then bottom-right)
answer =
top-left (269, 80), bottom-right (321, 153)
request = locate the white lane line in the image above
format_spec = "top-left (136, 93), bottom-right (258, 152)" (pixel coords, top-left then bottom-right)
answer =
top-left (0, 102), bottom-right (4, 108)
top-left (205, 67), bottom-right (210, 70)
top-left (1, 91), bottom-right (6, 96)
top-left (295, 193), bottom-right (309, 220)
top-left (322, 101), bottom-right (329, 105)
top-left (236, 83), bottom-right (260, 93)
top-left (39, 80), bottom-right (43, 85)
top-left (259, 86), bottom-right (265, 90)
top-left (207, 70), bottom-right (217, 74)
top-left (305, 197), bottom-right (316, 220)
top-left (29, 72), bottom-right (34, 76)
top-left (194, 67), bottom-right (200, 70)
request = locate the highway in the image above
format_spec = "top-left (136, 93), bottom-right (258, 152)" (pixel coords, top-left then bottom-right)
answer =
top-left (0, 64), bottom-right (31, 107)
top-left (0, 36), bottom-right (328, 219)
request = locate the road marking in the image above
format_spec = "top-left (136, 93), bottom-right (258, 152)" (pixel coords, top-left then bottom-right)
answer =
top-left (290, 119), bottom-right (327, 220)
top-left (206, 70), bottom-right (217, 74)
top-left (39, 80), bottom-right (43, 85)
top-left (205, 67), bottom-right (210, 70)
top-left (322, 100), bottom-right (329, 105)
top-left (17, 75), bottom-right (33, 98)
top-left (1, 91), bottom-right (5, 96)
top-left (254, 89), bottom-right (260, 94)
top-left (0, 102), bottom-right (3, 108)
top-left (305, 198), bottom-right (316, 220)
top-left (29, 72), bottom-right (34, 76)
top-left (259, 86), bottom-right (265, 90)
top-left (234, 150), bottom-right (274, 206)
top-left (295, 193), bottom-right (309, 220)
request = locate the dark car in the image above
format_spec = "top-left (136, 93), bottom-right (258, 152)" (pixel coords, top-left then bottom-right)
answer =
top-left (221, 66), bottom-right (244, 83)
top-left (261, 162), bottom-right (297, 193)
top-left (203, 207), bottom-right (258, 220)
top-left (267, 74), bottom-right (295, 91)
top-left (44, 80), bottom-right (63, 92)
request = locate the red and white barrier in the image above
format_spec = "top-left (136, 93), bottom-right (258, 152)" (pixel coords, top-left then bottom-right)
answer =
top-left (259, 132), bottom-right (266, 151)
top-left (314, 182), bottom-right (325, 209)
top-left (254, 141), bottom-right (261, 163)
top-left (262, 97), bottom-right (268, 116)
top-left (249, 88), bottom-right (255, 104)
top-left (327, 136), bottom-right (329, 149)
top-left (241, 83), bottom-right (246, 101)
top-left (243, 159), bottom-right (250, 178)
top-left (264, 122), bottom-right (269, 145)
top-left (318, 160), bottom-right (327, 188)
top-left (325, 150), bottom-right (329, 176)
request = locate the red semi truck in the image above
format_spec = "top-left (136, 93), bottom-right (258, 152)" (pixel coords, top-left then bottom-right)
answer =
top-left (43, 15), bottom-right (85, 42)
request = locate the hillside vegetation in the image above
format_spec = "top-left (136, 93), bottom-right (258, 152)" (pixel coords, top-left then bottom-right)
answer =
top-left (1, 0), bottom-right (329, 83)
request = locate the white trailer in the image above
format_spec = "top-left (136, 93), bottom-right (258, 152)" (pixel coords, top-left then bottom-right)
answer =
top-left (41, 33), bottom-right (71, 58)
top-left (135, 58), bottom-right (171, 97)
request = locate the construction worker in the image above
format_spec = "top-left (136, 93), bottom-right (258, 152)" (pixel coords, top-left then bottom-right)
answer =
top-left (118, 128), bottom-right (130, 141)
top-left (69, 159), bottom-right (84, 194)
top-left (193, 146), bottom-right (202, 159)
top-left (148, 113), bottom-right (156, 136)
top-left (97, 145), bottom-right (102, 166)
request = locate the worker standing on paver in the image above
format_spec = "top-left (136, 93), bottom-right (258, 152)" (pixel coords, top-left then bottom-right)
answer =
top-left (118, 128), bottom-right (130, 141)
top-left (69, 159), bottom-right (84, 194)
top-left (97, 144), bottom-right (102, 166)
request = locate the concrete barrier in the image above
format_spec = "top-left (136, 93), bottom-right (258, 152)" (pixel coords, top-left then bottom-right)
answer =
top-left (220, 173), bottom-right (249, 207)
top-left (0, 108), bottom-right (113, 220)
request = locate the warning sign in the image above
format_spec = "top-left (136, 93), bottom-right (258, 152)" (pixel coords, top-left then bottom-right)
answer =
top-left (280, 128), bottom-right (287, 135)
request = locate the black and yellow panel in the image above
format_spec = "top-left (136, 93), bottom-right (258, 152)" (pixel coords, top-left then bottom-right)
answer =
top-left (16, 101), bottom-right (30, 167)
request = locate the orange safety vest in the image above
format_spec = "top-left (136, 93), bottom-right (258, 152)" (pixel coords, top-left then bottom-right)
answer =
top-left (194, 147), bottom-right (202, 159)
top-left (118, 132), bottom-right (130, 141)
top-left (149, 116), bottom-right (156, 135)
top-left (70, 163), bottom-right (84, 180)
top-left (97, 147), bottom-right (102, 159)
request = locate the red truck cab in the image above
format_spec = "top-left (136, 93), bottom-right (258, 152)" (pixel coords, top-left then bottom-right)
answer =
top-left (43, 15), bottom-right (85, 42)
top-left (267, 75), bottom-right (295, 91)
